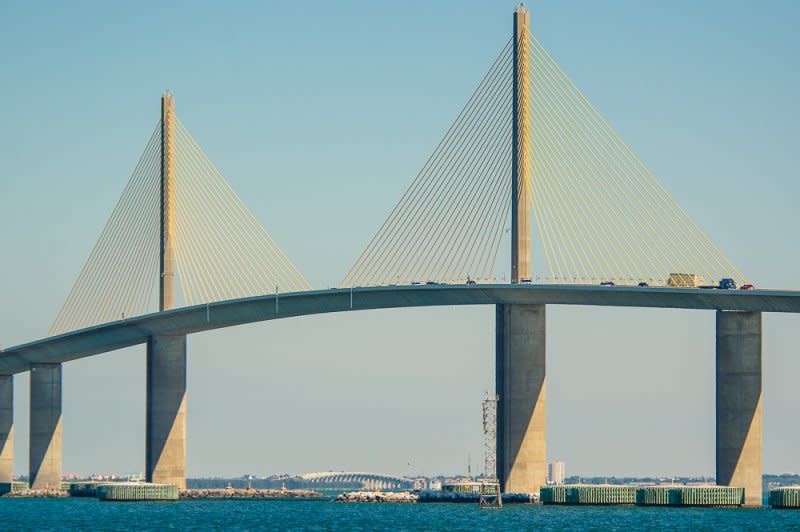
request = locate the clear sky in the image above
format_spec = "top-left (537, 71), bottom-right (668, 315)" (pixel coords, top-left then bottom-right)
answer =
top-left (1, 1), bottom-right (798, 478)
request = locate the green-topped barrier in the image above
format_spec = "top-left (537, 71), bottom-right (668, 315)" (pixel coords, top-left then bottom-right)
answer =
top-left (769, 487), bottom-right (800, 509)
top-left (96, 483), bottom-right (179, 501)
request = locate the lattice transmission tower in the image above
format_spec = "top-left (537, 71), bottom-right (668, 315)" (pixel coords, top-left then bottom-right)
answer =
top-left (482, 392), bottom-right (499, 479)
top-left (480, 392), bottom-right (502, 509)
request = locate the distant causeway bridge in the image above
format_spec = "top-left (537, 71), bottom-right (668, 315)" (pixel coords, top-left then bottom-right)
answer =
top-left (300, 472), bottom-right (412, 491)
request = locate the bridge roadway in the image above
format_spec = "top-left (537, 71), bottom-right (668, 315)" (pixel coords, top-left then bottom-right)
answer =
top-left (1, 283), bottom-right (799, 374)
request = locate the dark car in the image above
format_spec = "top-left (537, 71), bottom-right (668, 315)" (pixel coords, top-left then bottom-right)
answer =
top-left (638, 282), bottom-right (649, 287)
top-left (426, 281), bottom-right (438, 286)
top-left (719, 278), bottom-right (737, 290)
top-left (600, 281), bottom-right (615, 287)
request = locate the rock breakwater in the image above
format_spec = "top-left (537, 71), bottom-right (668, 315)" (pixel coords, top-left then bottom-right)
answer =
top-left (2, 488), bottom-right (68, 498)
top-left (181, 488), bottom-right (324, 500)
top-left (335, 491), bottom-right (418, 503)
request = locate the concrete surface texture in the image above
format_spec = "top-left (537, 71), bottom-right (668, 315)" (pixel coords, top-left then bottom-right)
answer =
top-left (511, 4), bottom-right (531, 284)
top-left (0, 375), bottom-right (12, 482)
top-left (716, 310), bottom-right (762, 506)
top-left (496, 303), bottom-right (546, 494)
top-left (159, 92), bottom-right (176, 313)
top-left (29, 363), bottom-right (62, 489)
top-left (146, 334), bottom-right (187, 489)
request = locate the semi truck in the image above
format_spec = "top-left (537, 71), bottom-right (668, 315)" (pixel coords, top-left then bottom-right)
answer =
top-left (667, 273), bottom-right (705, 288)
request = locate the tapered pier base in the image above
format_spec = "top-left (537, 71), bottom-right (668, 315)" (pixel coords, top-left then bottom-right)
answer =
top-left (716, 310), bottom-right (762, 507)
top-left (146, 334), bottom-right (186, 489)
top-left (30, 364), bottom-right (62, 489)
top-left (0, 375), bottom-right (12, 482)
top-left (496, 304), bottom-right (546, 495)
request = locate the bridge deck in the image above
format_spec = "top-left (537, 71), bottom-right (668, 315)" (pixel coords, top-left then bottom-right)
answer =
top-left (2, 284), bottom-right (799, 374)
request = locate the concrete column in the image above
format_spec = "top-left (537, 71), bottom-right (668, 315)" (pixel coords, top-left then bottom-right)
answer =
top-left (496, 303), bottom-right (546, 494)
top-left (716, 310), bottom-right (762, 506)
top-left (29, 363), bottom-right (61, 489)
top-left (0, 375), bottom-right (12, 482)
top-left (160, 92), bottom-right (176, 312)
top-left (511, 5), bottom-right (532, 284)
top-left (146, 334), bottom-right (186, 488)
top-left (147, 93), bottom-right (185, 489)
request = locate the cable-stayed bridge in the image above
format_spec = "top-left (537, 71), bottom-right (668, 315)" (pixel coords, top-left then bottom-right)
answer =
top-left (0, 6), bottom-right (793, 506)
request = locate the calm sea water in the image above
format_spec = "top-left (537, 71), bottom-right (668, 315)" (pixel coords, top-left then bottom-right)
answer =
top-left (0, 498), bottom-right (797, 531)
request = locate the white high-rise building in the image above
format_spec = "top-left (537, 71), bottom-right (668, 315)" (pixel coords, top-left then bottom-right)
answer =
top-left (548, 460), bottom-right (566, 485)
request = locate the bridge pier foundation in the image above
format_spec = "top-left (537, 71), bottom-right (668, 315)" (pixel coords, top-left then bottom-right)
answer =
top-left (29, 363), bottom-right (62, 489)
top-left (0, 375), bottom-right (12, 483)
top-left (716, 310), bottom-right (762, 507)
top-left (496, 303), bottom-right (546, 495)
top-left (146, 334), bottom-right (186, 489)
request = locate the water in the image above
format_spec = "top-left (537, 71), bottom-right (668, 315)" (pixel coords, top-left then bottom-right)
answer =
top-left (0, 499), bottom-right (797, 531)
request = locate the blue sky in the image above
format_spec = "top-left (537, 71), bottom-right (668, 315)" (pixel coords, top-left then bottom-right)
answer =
top-left (1, 1), bottom-right (798, 478)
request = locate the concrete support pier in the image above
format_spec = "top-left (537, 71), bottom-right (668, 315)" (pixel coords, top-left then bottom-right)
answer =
top-left (29, 363), bottom-right (62, 489)
top-left (0, 375), bottom-right (12, 482)
top-left (496, 303), bottom-right (546, 494)
top-left (716, 310), bottom-right (762, 507)
top-left (146, 334), bottom-right (186, 488)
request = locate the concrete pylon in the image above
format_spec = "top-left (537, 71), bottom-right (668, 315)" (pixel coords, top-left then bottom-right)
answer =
top-left (495, 5), bottom-right (546, 496)
top-left (0, 375), bottom-right (12, 483)
top-left (146, 92), bottom-right (187, 489)
top-left (160, 91), bottom-right (176, 312)
top-left (716, 310), bottom-right (762, 507)
top-left (511, 4), bottom-right (531, 285)
top-left (496, 304), bottom-right (546, 494)
top-left (29, 363), bottom-right (62, 489)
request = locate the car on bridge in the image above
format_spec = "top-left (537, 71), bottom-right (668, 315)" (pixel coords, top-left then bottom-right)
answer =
top-left (719, 278), bottom-right (737, 290)
top-left (740, 284), bottom-right (755, 291)
top-left (600, 281), bottom-right (615, 287)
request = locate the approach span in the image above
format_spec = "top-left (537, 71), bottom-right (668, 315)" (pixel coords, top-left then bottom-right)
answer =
top-left (1, 284), bottom-right (799, 375)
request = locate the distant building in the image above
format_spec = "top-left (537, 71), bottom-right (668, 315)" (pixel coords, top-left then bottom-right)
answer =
top-left (548, 461), bottom-right (566, 485)
top-left (442, 480), bottom-right (482, 495)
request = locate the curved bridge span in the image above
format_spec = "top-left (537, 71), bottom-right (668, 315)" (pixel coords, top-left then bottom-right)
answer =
top-left (2, 3), bottom-right (792, 507)
top-left (1, 284), bottom-right (799, 374)
top-left (2, 283), bottom-right (798, 502)
top-left (300, 471), bottom-right (413, 490)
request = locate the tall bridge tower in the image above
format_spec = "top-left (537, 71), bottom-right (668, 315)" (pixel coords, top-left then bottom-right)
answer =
top-left (145, 92), bottom-right (187, 489)
top-left (159, 92), bottom-right (176, 312)
top-left (496, 4), bottom-right (548, 496)
top-left (511, 5), bottom-right (531, 285)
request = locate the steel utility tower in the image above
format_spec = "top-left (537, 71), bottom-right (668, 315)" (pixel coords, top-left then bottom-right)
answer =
top-left (482, 392), bottom-right (499, 480)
